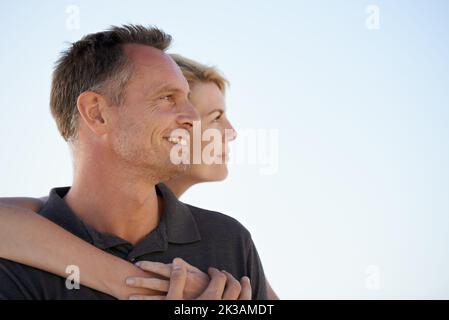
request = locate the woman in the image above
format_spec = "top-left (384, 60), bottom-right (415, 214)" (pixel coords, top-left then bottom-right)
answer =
top-left (0, 54), bottom-right (278, 300)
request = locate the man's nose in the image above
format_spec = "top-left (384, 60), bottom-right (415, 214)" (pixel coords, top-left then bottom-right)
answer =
top-left (176, 100), bottom-right (200, 130)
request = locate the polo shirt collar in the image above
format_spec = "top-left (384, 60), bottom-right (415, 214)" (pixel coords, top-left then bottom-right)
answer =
top-left (38, 183), bottom-right (201, 257)
top-left (39, 187), bottom-right (92, 242)
top-left (157, 183), bottom-right (202, 244)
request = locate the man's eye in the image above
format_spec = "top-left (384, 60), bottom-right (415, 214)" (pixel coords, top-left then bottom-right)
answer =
top-left (214, 113), bottom-right (223, 121)
top-left (160, 95), bottom-right (173, 102)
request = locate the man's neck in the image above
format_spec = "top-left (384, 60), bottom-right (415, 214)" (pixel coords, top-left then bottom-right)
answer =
top-left (164, 175), bottom-right (196, 199)
top-left (64, 155), bottom-right (161, 245)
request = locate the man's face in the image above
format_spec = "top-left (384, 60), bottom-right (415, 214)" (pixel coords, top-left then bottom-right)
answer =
top-left (107, 44), bottom-right (199, 182)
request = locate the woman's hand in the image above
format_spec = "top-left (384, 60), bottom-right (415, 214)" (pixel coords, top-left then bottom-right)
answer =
top-left (127, 258), bottom-right (252, 300)
top-left (126, 258), bottom-right (210, 299)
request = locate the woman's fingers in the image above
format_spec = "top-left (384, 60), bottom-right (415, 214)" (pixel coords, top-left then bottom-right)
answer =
top-left (166, 258), bottom-right (188, 300)
top-left (126, 259), bottom-right (188, 300)
top-left (125, 277), bottom-right (170, 292)
top-left (135, 261), bottom-right (171, 278)
top-left (132, 259), bottom-right (248, 301)
top-left (238, 276), bottom-right (252, 300)
top-left (136, 259), bottom-right (203, 277)
top-left (133, 259), bottom-right (209, 299)
top-left (221, 271), bottom-right (242, 300)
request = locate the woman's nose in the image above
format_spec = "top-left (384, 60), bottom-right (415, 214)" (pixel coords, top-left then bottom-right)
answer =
top-left (224, 119), bottom-right (237, 141)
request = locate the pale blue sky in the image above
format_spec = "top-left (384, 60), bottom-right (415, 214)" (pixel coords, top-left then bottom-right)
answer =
top-left (1, 1), bottom-right (449, 298)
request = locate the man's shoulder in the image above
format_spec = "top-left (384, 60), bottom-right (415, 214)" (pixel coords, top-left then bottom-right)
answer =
top-left (184, 203), bottom-right (252, 242)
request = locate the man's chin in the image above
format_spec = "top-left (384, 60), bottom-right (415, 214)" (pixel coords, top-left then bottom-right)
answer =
top-left (159, 162), bottom-right (188, 181)
top-left (173, 163), bottom-right (188, 174)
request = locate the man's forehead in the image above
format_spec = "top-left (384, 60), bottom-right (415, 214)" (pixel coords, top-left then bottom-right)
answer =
top-left (122, 43), bottom-right (170, 66)
top-left (122, 43), bottom-right (188, 93)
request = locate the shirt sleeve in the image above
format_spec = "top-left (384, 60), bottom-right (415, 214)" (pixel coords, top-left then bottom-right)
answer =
top-left (246, 238), bottom-right (268, 300)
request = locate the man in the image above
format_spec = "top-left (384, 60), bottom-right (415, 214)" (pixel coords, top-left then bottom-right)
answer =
top-left (0, 25), bottom-right (267, 299)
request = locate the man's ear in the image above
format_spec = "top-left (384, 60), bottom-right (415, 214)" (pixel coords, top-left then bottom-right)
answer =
top-left (76, 91), bottom-right (110, 136)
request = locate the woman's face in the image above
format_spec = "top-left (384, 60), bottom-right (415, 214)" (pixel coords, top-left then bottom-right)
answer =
top-left (187, 81), bottom-right (236, 182)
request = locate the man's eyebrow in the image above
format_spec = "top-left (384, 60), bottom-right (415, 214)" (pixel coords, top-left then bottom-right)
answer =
top-left (150, 84), bottom-right (188, 96)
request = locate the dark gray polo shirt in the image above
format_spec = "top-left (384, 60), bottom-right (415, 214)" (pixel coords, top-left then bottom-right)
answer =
top-left (0, 184), bottom-right (267, 300)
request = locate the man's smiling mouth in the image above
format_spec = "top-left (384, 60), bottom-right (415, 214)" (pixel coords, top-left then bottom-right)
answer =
top-left (165, 136), bottom-right (188, 146)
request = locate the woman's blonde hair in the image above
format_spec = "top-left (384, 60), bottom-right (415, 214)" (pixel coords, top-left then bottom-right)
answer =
top-left (170, 54), bottom-right (229, 94)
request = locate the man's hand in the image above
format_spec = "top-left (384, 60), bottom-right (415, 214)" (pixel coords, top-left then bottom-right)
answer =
top-left (127, 258), bottom-right (252, 300)
top-left (126, 258), bottom-right (209, 299)
top-left (195, 267), bottom-right (252, 300)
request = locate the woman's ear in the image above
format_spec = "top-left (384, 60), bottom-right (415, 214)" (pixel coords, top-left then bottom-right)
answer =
top-left (76, 91), bottom-right (109, 136)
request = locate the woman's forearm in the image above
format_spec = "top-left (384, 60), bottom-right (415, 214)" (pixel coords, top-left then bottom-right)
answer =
top-left (0, 204), bottom-right (159, 299)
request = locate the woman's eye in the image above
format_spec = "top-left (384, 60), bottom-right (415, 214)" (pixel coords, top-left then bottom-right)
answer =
top-left (213, 112), bottom-right (224, 122)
